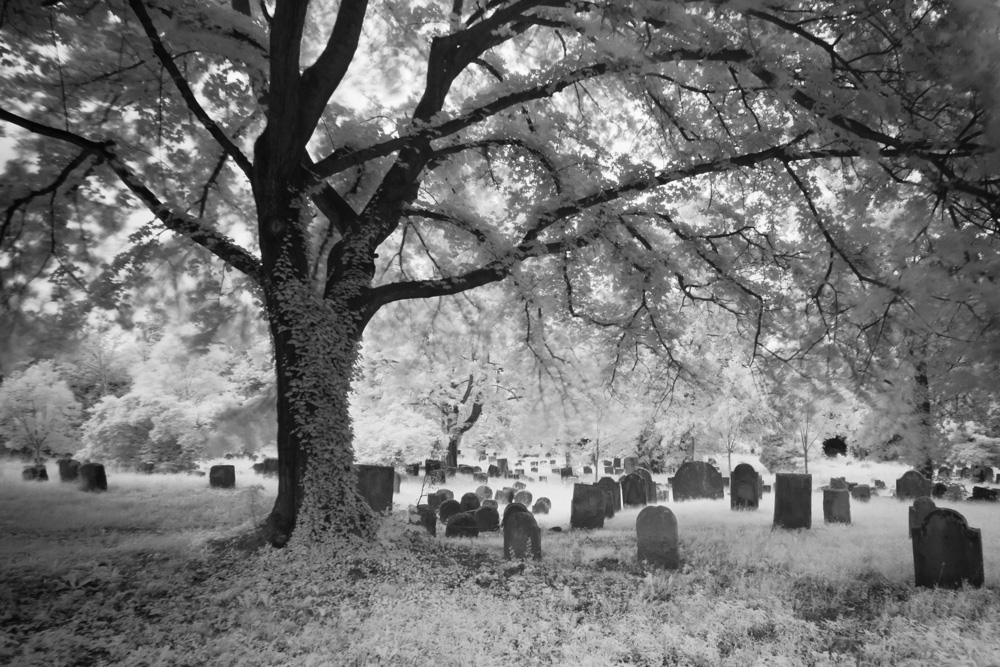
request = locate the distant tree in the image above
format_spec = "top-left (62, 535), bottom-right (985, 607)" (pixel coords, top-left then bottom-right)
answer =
top-left (0, 361), bottom-right (82, 461)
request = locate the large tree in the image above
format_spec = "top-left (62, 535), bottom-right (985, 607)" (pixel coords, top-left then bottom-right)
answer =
top-left (2, 0), bottom-right (998, 545)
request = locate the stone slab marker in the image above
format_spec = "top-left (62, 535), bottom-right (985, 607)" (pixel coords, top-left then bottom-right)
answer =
top-left (570, 483), bottom-right (606, 529)
top-left (22, 465), bottom-right (48, 481)
top-left (672, 461), bottom-right (724, 501)
top-left (822, 488), bottom-right (851, 524)
top-left (79, 463), bottom-right (107, 492)
top-left (912, 508), bottom-right (984, 589)
top-left (58, 459), bottom-right (80, 482)
top-left (209, 464), bottom-right (236, 489)
top-left (635, 468), bottom-right (656, 504)
top-left (356, 464), bottom-right (394, 513)
top-left (772, 473), bottom-right (811, 529)
top-left (908, 497), bottom-right (936, 537)
top-left (851, 484), bottom-right (871, 503)
top-left (445, 512), bottom-right (480, 538)
top-left (531, 497), bottom-right (551, 514)
top-left (504, 511), bottom-right (542, 560)
top-left (597, 477), bottom-right (622, 512)
top-left (620, 472), bottom-right (647, 507)
top-left (636, 506), bottom-right (679, 569)
top-left (895, 470), bottom-right (932, 501)
top-left (730, 463), bottom-right (761, 510)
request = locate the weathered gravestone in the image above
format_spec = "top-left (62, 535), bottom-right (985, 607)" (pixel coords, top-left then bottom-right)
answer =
top-left (513, 481), bottom-right (527, 491)
top-left (621, 472), bottom-right (648, 507)
top-left (570, 483), bottom-right (606, 529)
top-left (514, 490), bottom-right (533, 507)
top-left (502, 502), bottom-right (530, 527)
top-left (496, 458), bottom-right (509, 475)
top-left (970, 465), bottom-right (991, 483)
top-left (457, 465), bottom-right (475, 476)
top-left (496, 487), bottom-right (515, 504)
top-left (356, 464), bottom-right (394, 512)
top-left (252, 457), bottom-right (279, 476)
top-left (445, 512), bottom-right (480, 538)
top-left (140, 461), bottom-right (155, 474)
top-left (438, 499), bottom-right (463, 524)
top-left (481, 499), bottom-right (498, 509)
top-left (531, 497), bottom-right (552, 514)
top-left (635, 468), bottom-right (656, 504)
top-left (596, 477), bottom-right (622, 512)
top-left (405, 463), bottom-right (421, 476)
top-left (932, 482), bottom-right (948, 499)
top-left (460, 492), bottom-right (482, 512)
top-left (473, 505), bottom-right (500, 532)
top-left (58, 459), bottom-right (81, 482)
top-left (475, 485), bottom-right (493, 500)
top-left (209, 464), bottom-right (236, 489)
top-left (896, 470), bottom-right (932, 501)
top-left (730, 463), bottom-right (762, 510)
top-left (822, 488), bottom-right (851, 524)
top-left (829, 477), bottom-right (848, 490)
top-left (851, 484), bottom-right (872, 503)
top-left (426, 490), bottom-right (444, 512)
top-left (773, 473), bottom-right (811, 530)
top-left (636, 506), bottom-right (679, 569)
top-left (446, 467), bottom-right (459, 478)
top-left (487, 464), bottom-right (501, 478)
top-left (873, 479), bottom-right (886, 490)
top-left (560, 466), bottom-right (575, 479)
top-left (472, 472), bottom-right (489, 483)
top-left (408, 504), bottom-right (437, 536)
top-left (425, 459), bottom-right (444, 476)
top-left (959, 467), bottom-right (971, 479)
top-left (908, 497), bottom-right (936, 537)
top-left (22, 465), bottom-right (48, 481)
top-left (912, 509), bottom-right (984, 588)
top-left (79, 463), bottom-right (107, 492)
top-left (672, 461), bottom-right (724, 502)
top-left (971, 486), bottom-right (999, 502)
top-left (938, 466), bottom-right (951, 479)
top-left (436, 489), bottom-right (454, 501)
top-left (583, 466), bottom-right (592, 475)
top-left (504, 511), bottom-right (542, 560)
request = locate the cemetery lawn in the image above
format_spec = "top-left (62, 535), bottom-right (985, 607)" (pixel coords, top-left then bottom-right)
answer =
top-left (3, 461), bottom-right (1000, 666)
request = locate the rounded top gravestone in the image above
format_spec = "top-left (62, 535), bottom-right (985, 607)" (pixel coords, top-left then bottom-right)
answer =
top-left (896, 470), bottom-right (932, 501)
top-left (460, 492), bottom-right (482, 512)
top-left (445, 511), bottom-right (480, 538)
top-left (672, 461), bottom-right (724, 501)
top-left (438, 499), bottom-right (463, 524)
top-left (911, 508), bottom-right (984, 589)
top-left (636, 506), bottom-right (679, 569)
top-left (730, 463), bottom-right (761, 510)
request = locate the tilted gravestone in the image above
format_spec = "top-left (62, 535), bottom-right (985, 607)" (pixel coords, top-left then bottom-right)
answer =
top-left (531, 497), bottom-right (552, 514)
top-left (823, 488), bottom-right (851, 524)
top-left (621, 472), bottom-right (648, 507)
top-left (209, 464), bottom-right (236, 489)
top-left (636, 506), bottom-right (679, 569)
top-left (445, 511), bottom-right (480, 538)
top-left (475, 485), bottom-right (493, 500)
top-left (895, 470), bottom-right (932, 501)
top-left (773, 473), bottom-right (811, 530)
top-left (22, 465), bottom-right (48, 481)
top-left (79, 463), bottom-right (107, 492)
top-left (851, 484), bottom-right (872, 503)
top-left (909, 497), bottom-right (936, 537)
top-left (596, 477), bottom-right (622, 512)
top-left (438, 499), bottom-right (463, 524)
top-left (514, 490), bottom-right (533, 507)
top-left (58, 459), bottom-right (81, 482)
top-left (570, 483), bottom-right (606, 529)
top-left (473, 505), bottom-right (500, 532)
top-left (912, 508), bottom-right (984, 589)
top-left (634, 468), bottom-right (656, 504)
top-left (672, 461), bottom-right (724, 502)
top-left (730, 463), bottom-right (762, 510)
top-left (460, 492), bottom-right (482, 512)
top-left (504, 511), bottom-right (542, 560)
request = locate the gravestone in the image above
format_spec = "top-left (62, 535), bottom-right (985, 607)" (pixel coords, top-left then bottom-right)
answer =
top-left (621, 472), bottom-right (648, 507)
top-left (252, 457), bottom-right (279, 476)
top-left (671, 461), bottom-right (724, 501)
top-left (851, 484), bottom-right (871, 503)
top-left (909, 497), bottom-right (936, 537)
top-left (446, 467), bottom-right (458, 478)
top-left (912, 509), bottom-right (984, 588)
top-left (79, 463), bottom-right (107, 492)
top-left (822, 488), bottom-right (851, 524)
top-left (959, 467), bottom-right (971, 479)
top-left (427, 469), bottom-right (447, 484)
top-left (438, 499), bottom-right (463, 524)
top-left (873, 479), bottom-right (886, 489)
top-left (356, 464), bottom-right (395, 512)
top-left (600, 486), bottom-right (615, 518)
top-left (58, 459), bottom-right (81, 482)
top-left (773, 473), bottom-right (811, 530)
top-left (624, 457), bottom-right (638, 474)
top-left (570, 483), bottom-right (606, 529)
top-left (971, 486), bottom-right (999, 502)
top-left (460, 492), bottom-right (481, 512)
top-left (482, 499), bottom-right (498, 509)
top-left (635, 468), bottom-right (656, 504)
top-left (209, 464), bottom-right (236, 489)
top-left (896, 470), bottom-right (932, 501)
top-left (424, 459), bottom-right (444, 476)
top-left (514, 468), bottom-right (525, 477)
top-left (514, 490), bottom-right (533, 506)
top-left (531, 497), bottom-right (552, 514)
top-left (596, 477), bottom-right (622, 512)
top-left (730, 463), bottom-right (762, 510)
top-left (473, 505), bottom-right (500, 532)
top-left (409, 504), bottom-right (436, 536)
top-left (445, 512), bottom-right (480, 538)
top-left (436, 489), bottom-right (454, 501)
top-left (932, 482), bottom-right (948, 499)
top-left (457, 465), bottom-right (475, 476)
top-left (938, 466), bottom-right (951, 479)
top-left (140, 462), bottom-right (155, 474)
top-left (475, 485), bottom-right (493, 500)
top-left (427, 491), bottom-right (444, 512)
top-left (944, 484), bottom-right (965, 501)
top-left (613, 457), bottom-right (622, 468)
top-left (513, 481), bottom-right (527, 491)
top-left (488, 464), bottom-right (501, 478)
top-left (636, 506), bottom-right (679, 569)
top-left (405, 463), bottom-right (420, 476)
top-left (496, 487), bottom-right (515, 504)
top-left (560, 466), bottom-right (575, 479)
top-left (22, 465), bottom-right (47, 481)
top-left (504, 511), bottom-right (542, 560)
top-left (829, 477), bottom-right (848, 490)
top-left (583, 466), bottom-right (592, 475)
top-left (473, 472), bottom-right (488, 483)
top-left (502, 502), bottom-right (530, 527)
top-left (496, 458), bottom-right (509, 475)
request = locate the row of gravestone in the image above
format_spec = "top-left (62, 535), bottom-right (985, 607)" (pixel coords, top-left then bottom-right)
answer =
top-left (22, 460), bottom-right (108, 492)
top-left (936, 465), bottom-right (995, 484)
top-left (896, 469), bottom-right (999, 503)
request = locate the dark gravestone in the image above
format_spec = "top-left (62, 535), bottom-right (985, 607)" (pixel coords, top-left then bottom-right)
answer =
top-left (636, 506), bottom-right (679, 569)
top-left (445, 467), bottom-right (458, 478)
top-left (583, 466), bottom-right (592, 475)
top-left (481, 499), bottom-right (498, 509)
top-left (971, 486), bottom-right (999, 502)
top-left (613, 457), bottom-right (622, 468)
top-left (487, 464), bottom-right (501, 478)
top-left (730, 463), bottom-right (762, 510)
top-left (822, 488), bottom-right (851, 524)
top-left (600, 486), bottom-right (616, 518)
top-left (560, 467), bottom-right (575, 479)
top-left (896, 470), bottom-right (932, 501)
top-left (514, 468), bottom-right (525, 478)
top-left (405, 463), bottom-right (421, 476)
top-left (531, 497), bottom-right (552, 514)
top-left (472, 472), bottom-right (488, 483)
top-left (410, 504), bottom-right (437, 536)
top-left (909, 497), bottom-right (937, 537)
top-left (140, 461), bottom-right (155, 474)
top-left (986, 467), bottom-right (996, 483)
top-left (932, 482), bottom-right (948, 499)
top-left (436, 489), bottom-right (454, 501)
top-left (427, 469), bottom-right (447, 484)
top-left (944, 484), bottom-right (965, 501)
top-left (22, 465), bottom-right (47, 481)
top-left (256, 457), bottom-right (279, 476)
top-left (496, 458), bottom-right (509, 475)
top-left (959, 467), bottom-right (971, 479)
top-left (457, 465), bottom-right (475, 476)
top-left (621, 473), bottom-right (648, 507)
top-left (356, 464), bottom-right (394, 512)
top-left (445, 512), bottom-right (480, 538)
top-left (970, 465), bottom-right (988, 483)
top-left (427, 491), bottom-right (445, 512)
top-left (475, 485), bottom-right (493, 500)
top-left (829, 477), bottom-right (848, 490)
top-left (424, 459), bottom-right (444, 475)
top-left (502, 502), bottom-right (530, 527)
top-left (671, 461), bottom-right (724, 501)
top-left (773, 473), bottom-right (811, 530)
top-left (873, 479), bottom-right (886, 490)
top-left (504, 511), bottom-right (542, 560)
top-left (851, 484), bottom-right (872, 503)
top-left (596, 477), bottom-right (622, 512)
top-left (58, 459), bottom-right (81, 482)
top-left (460, 492), bottom-right (481, 512)
top-left (79, 463), bottom-right (107, 492)
top-left (513, 481), bottom-right (527, 491)
top-left (570, 484), bottom-right (606, 529)
top-left (473, 505), bottom-right (500, 532)
top-left (496, 487), bottom-right (515, 504)
top-left (634, 468), bottom-right (656, 504)
top-left (912, 509), bottom-right (984, 589)
top-left (514, 490), bottom-right (533, 507)
top-left (438, 499), bottom-right (463, 524)
top-left (209, 464), bottom-right (236, 489)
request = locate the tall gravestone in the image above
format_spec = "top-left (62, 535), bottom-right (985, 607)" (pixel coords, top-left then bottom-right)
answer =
top-left (570, 483), bottom-right (606, 529)
top-left (58, 459), bottom-right (81, 482)
top-left (209, 464), bottom-right (236, 489)
top-left (621, 473), bottom-right (647, 507)
top-left (596, 477), bottom-right (622, 512)
top-left (912, 509), bottom-right (984, 588)
top-left (672, 461), bottom-right (724, 501)
top-left (636, 506), bottom-right (679, 569)
top-left (730, 463), bottom-right (762, 510)
top-left (356, 464), bottom-right (394, 512)
top-left (822, 488), bottom-right (851, 524)
top-left (79, 463), bottom-right (107, 492)
top-left (634, 468), bottom-right (656, 504)
top-left (908, 497), bottom-right (936, 537)
top-left (895, 470), bottom-right (932, 501)
top-left (772, 473), bottom-right (811, 530)
top-left (496, 458), bottom-right (509, 475)
top-left (504, 511), bottom-right (542, 560)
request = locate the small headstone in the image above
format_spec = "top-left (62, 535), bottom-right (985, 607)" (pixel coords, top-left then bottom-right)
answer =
top-left (427, 469), bottom-right (447, 484)
top-left (424, 459), bottom-right (443, 476)
top-left (438, 499), bottom-right (463, 524)
top-left (140, 462), bottom-right (155, 474)
top-left (873, 479), bottom-right (886, 490)
top-left (405, 463), bottom-right (421, 476)
top-left (502, 502), bottom-right (530, 527)
top-left (621, 472), bottom-right (647, 507)
top-left (932, 482), bottom-right (948, 499)
top-left (514, 490), bottom-right (533, 506)
top-left (473, 505), bottom-right (500, 532)
top-left (482, 499), bottom-right (498, 509)
top-left (79, 463), bottom-right (107, 492)
top-left (22, 465), bottom-right (48, 481)
top-left (445, 511), bottom-right (480, 538)
top-left (504, 511), bottom-right (542, 560)
top-left (909, 497), bottom-right (936, 537)
top-left (473, 472), bottom-right (488, 483)
top-left (513, 481), bottom-right (527, 491)
top-left (730, 463), bottom-right (762, 510)
top-left (488, 464), bottom-right (501, 478)
top-left (496, 458), bottom-right (509, 475)
top-left (583, 466), bottom-right (592, 475)
top-left (829, 477), bottom-right (848, 490)
top-left (912, 509), bottom-right (984, 589)
top-left (457, 465), bottom-right (475, 475)
top-left (971, 486), bottom-right (999, 502)
top-left (895, 470), bottom-right (932, 501)
top-left (762, 484), bottom-right (771, 493)
top-left (445, 466), bottom-right (458, 478)
top-left (672, 461), bottom-right (724, 501)
top-left (560, 466), bottom-right (575, 479)
top-left (531, 497), bottom-right (552, 514)
top-left (209, 464), bottom-right (236, 489)
top-left (496, 487), bottom-right (515, 504)
top-left (460, 492), bottom-right (481, 512)
top-left (58, 459), bottom-right (81, 482)
top-left (937, 466), bottom-right (951, 479)
top-left (427, 491), bottom-right (444, 512)
top-left (773, 473), bottom-right (811, 530)
top-left (822, 488), bottom-right (851, 524)
top-left (596, 477), bottom-right (622, 512)
top-left (959, 467), bottom-right (971, 479)
top-left (356, 464), bottom-right (395, 512)
top-left (436, 489), bottom-right (454, 501)
top-left (851, 484), bottom-right (871, 503)
top-left (514, 468), bottom-right (525, 477)
top-left (570, 483), bottom-right (606, 529)
top-left (475, 485), bottom-right (493, 500)
top-left (944, 484), bottom-right (965, 501)
top-left (636, 506), bottom-right (679, 569)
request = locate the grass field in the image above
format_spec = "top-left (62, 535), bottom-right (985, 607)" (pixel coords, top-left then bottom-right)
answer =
top-left (2, 456), bottom-right (1000, 666)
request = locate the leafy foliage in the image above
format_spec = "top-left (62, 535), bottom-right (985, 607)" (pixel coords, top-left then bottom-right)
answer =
top-left (0, 360), bottom-right (81, 458)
